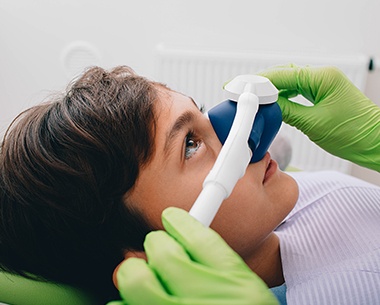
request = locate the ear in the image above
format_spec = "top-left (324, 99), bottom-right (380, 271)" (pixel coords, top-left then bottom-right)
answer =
top-left (124, 250), bottom-right (147, 260)
top-left (112, 250), bottom-right (147, 288)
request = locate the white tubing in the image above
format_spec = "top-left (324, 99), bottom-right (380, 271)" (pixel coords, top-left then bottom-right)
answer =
top-left (187, 183), bottom-right (226, 227)
top-left (189, 91), bottom-right (259, 227)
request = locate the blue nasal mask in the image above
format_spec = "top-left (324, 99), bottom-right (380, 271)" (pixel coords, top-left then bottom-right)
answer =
top-left (208, 99), bottom-right (282, 163)
top-left (209, 74), bottom-right (282, 163)
top-left (189, 75), bottom-right (282, 227)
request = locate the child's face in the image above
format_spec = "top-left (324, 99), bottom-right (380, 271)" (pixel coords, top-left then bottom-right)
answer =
top-left (127, 87), bottom-right (299, 259)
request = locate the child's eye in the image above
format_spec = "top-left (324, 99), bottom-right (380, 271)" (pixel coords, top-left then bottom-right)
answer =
top-left (184, 131), bottom-right (202, 160)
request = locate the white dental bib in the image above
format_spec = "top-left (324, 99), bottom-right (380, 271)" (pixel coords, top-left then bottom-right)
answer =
top-left (275, 171), bottom-right (380, 305)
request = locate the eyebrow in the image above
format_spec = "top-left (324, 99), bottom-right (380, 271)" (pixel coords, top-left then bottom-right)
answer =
top-left (164, 110), bottom-right (196, 156)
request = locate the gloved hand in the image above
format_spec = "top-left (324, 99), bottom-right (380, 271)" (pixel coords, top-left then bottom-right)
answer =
top-left (260, 64), bottom-right (380, 172)
top-left (108, 207), bottom-right (278, 305)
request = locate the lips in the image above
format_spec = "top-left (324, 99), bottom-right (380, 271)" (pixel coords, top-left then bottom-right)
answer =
top-left (263, 153), bottom-right (278, 184)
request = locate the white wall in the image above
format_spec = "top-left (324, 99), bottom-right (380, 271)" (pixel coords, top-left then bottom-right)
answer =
top-left (1, 0), bottom-right (379, 184)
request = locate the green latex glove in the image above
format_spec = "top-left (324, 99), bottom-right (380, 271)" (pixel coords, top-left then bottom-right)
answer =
top-left (260, 64), bottom-right (380, 172)
top-left (108, 207), bottom-right (278, 305)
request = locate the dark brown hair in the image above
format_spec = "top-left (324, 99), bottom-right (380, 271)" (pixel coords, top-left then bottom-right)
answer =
top-left (0, 66), bottom-right (161, 302)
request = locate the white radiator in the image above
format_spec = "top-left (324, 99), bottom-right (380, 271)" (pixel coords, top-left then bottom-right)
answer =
top-left (154, 45), bottom-right (370, 173)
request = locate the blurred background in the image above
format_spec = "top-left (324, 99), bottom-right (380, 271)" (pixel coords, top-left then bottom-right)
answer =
top-left (1, 0), bottom-right (379, 184)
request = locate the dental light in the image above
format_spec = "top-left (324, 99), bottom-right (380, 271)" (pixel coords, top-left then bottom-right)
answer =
top-left (189, 75), bottom-right (282, 227)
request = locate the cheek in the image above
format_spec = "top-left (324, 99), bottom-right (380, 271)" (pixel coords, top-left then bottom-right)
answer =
top-left (161, 177), bottom-right (203, 211)
top-left (132, 163), bottom-right (214, 230)
top-left (209, 181), bottom-right (265, 252)
top-left (209, 171), bottom-right (298, 256)
top-left (152, 147), bottom-right (220, 220)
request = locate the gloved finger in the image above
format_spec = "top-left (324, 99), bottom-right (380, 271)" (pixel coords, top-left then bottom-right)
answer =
top-left (260, 64), bottom-right (333, 105)
top-left (161, 207), bottom-right (250, 272)
top-left (277, 96), bottom-right (313, 125)
top-left (276, 96), bottom-right (324, 139)
top-left (258, 64), bottom-right (301, 92)
top-left (144, 228), bottom-right (272, 300)
top-left (113, 251), bottom-right (147, 290)
top-left (116, 257), bottom-right (173, 305)
top-left (278, 95), bottom-right (323, 131)
top-left (144, 230), bottom-right (212, 296)
top-left (279, 89), bottom-right (299, 99)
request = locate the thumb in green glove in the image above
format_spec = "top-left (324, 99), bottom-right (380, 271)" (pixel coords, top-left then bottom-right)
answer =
top-left (260, 64), bottom-right (380, 172)
top-left (109, 207), bottom-right (278, 305)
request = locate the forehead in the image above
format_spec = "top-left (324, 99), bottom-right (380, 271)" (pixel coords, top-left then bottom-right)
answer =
top-left (154, 87), bottom-right (198, 118)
